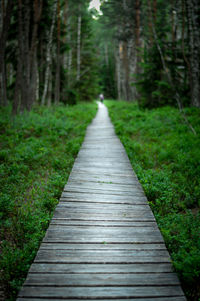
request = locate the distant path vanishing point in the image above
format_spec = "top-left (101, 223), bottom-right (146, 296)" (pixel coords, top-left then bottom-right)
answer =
top-left (18, 102), bottom-right (186, 300)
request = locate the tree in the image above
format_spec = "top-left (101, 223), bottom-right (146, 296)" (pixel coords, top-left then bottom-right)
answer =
top-left (0, 0), bottom-right (13, 106)
top-left (185, 0), bottom-right (200, 107)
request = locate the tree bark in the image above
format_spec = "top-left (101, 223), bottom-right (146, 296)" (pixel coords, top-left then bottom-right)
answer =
top-left (29, 0), bottom-right (42, 108)
top-left (116, 41), bottom-right (123, 100)
top-left (185, 0), bottom-right (200, 107)
top-left (105, 44), bottom-right (109, 67)
top-left (41, 0), bottom-right (57, 105)
top-left (54, 0), bottom-right (61, 104)
top-left (123, 41), bottom-right (130, 101)
top-left (0, 0), bottom-right (13, 106)
top-left (62, 0), bottom-right (68, 69)
top-left (76, 12), bottom-right (82, 81)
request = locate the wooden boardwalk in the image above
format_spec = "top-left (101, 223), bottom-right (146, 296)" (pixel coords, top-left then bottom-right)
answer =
top-left (18, 102), bottom-right (186, 300)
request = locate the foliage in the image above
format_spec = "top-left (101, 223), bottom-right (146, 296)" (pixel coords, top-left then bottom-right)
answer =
top-left (106, 100), bottom-right (200, 300)
top-left (0, 102), bottom-right (97, 300)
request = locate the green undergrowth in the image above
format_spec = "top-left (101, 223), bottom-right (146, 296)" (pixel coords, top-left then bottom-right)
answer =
top-left (0, 102), bottom-right (97, 300)
top-left (106, 100), bottom-right (200, 301)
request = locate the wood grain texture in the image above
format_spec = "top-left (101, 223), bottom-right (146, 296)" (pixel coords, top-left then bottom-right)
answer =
top-left (17, 102), bottom-right (186, 300)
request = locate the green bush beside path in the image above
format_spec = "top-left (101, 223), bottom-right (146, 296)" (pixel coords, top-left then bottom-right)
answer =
top-left (106, 100), bottom-right (200, 301)
top-left (0, 103), bottom-right (97, 300)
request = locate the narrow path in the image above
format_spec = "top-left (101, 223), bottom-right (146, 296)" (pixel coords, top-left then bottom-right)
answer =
top-left (18, 102), bottom-right (186, 300)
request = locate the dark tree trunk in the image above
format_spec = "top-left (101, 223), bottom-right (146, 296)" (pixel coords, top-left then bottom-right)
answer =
top-left (29, 0), bottom-right (42, 108)
top-left (0, 0), bottom-right (13, 106)
top-left (185, 0), bottom-right (200, 107)
top-left (135, 0), bottom-right (141, 82)
top-left (55, 0), bottom-right (61, 104)
top-left (15, 0), bottom-right (42, 112)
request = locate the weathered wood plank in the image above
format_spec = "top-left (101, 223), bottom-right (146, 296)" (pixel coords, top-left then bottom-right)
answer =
top-left (60, 192), bottom-right (148, 203)
top-left (52, 211), bottom-right (155, 222)
top-left (56, 203), bottom-right (150, 211)
top-left (24, 273), bottom-right (180, 286)
top-left (35, 249), bottom-right (170, 264)
top-left (39, 243), bottom-right (166, 250)
top-left (64, 182), bottom-right (143, 193)
top-left (45, 226), bottom-right (161, 235)
top-left (29, 263), bottom-right (174, 274)
top-left (17, 297), bottom-right (186, 301)
top-left (18, 286), bottom-right (185, 298)
top-left (50, 220), bottom-right (157, 227)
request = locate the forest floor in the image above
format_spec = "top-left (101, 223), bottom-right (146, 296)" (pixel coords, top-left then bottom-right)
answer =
top-left (0, 103), bottom-right (97, 300)
top-left (106, 100), bottom-right (200, 301)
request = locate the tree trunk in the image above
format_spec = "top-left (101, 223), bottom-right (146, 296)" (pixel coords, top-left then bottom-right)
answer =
top-left (41, 0), bottom-right (57, 105)
top-left (47, 69), bottom-right (52, 107)
top-left (0, 1), bottom-right (13, 106)
top-left (13, 58), bottom-right (21, 115)
top-left (105, 44), bottom-right (109, 67)
top-left (185, 0), bottom-right (200, 107)
top-left (54, 0), bottom-right (61, 104)
top-left (116, 41), bottom-right (123, 100)
top-left (67, 16), bottom-right (72, 87)
top-left (29, 0), bottom-right (42, 109)
top-left (76, 12), bottom-right (82, 81)
top-left (62, 0), bottom-right (68, 69)
top-left (123, 41), bottom-right (130, 101)
top-left (181, 0), bottom-right (191, 81)
top-left (135, 0), bottom-right (141, 50)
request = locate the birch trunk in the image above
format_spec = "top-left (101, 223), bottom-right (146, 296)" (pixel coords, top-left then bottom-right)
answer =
top-left (76, 13), bottom-right (81, 81)
top-left (41, 0), bottom-right (57, 105)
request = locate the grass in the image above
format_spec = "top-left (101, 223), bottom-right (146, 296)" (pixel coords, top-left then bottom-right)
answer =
top-left (0, 102), bottom-right (97, 300)
top-left (106, 100), bottom-right (200, 301)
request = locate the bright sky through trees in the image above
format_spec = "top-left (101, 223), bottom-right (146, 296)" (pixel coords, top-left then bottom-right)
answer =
top-left (89, 0), bottom-right (101, 13)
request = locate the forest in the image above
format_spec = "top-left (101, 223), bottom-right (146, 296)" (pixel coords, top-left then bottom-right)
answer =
top-left (0, 0), bottom-right (200, 300)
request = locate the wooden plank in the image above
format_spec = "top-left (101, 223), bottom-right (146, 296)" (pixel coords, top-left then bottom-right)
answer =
top-left (52, 212), bottom-right (155, 222)
top-left (59, 198), bottom-right (147, 205)
top-left (17, 297), bottom-right (187, 301)
top-left (65, 182), bottom-right (143, 192)
top-left (29, 263), bottom-right (174, 274)
top-left (56, 203), bottom-right (150, 211)
top-left (18, 286), bottom-right (185, 298)
top-left (50, 220), bottom-right (157, 227)
top-left (39, 243), bottom-right (166, 250)
top-left (36, 248), bottom-right (170, 257)
top-left (60, 192), bottom-right (148, 203)
top-left (71, 167), bottom-right (135, 176)
top-left (45, 225), bottom-right (161, 235)
top-left (63, 188), bottom-right (144, 196)
top-left (69, 169), bottom-right (138, 179)
top-left (24, 273), bottom-right (180, 286)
